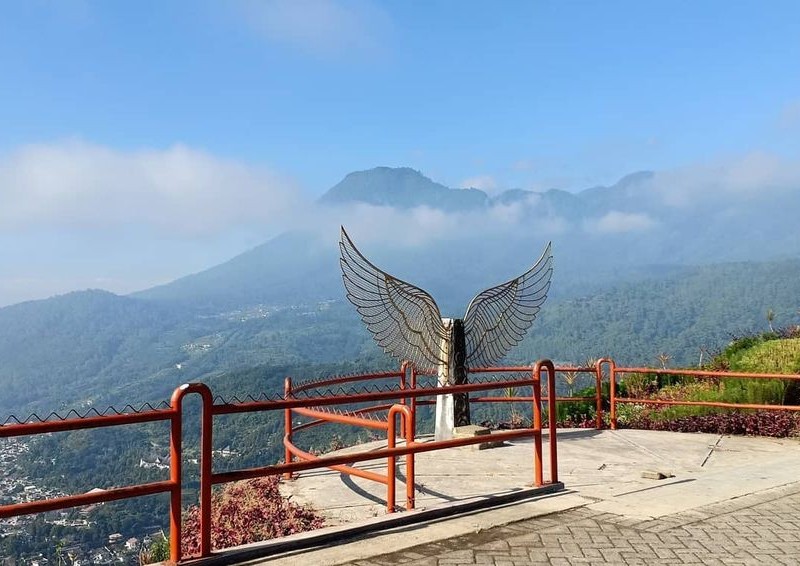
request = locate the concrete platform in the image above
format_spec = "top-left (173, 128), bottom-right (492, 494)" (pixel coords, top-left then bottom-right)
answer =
top-left (211, 429), bottom-right (800, 565)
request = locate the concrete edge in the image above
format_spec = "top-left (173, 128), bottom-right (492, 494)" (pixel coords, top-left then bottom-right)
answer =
top-left (184, 482), bottom-right (565, 566)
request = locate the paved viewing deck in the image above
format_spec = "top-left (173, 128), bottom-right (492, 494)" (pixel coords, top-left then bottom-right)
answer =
top-left (234, 429), bottom-right (800, 565)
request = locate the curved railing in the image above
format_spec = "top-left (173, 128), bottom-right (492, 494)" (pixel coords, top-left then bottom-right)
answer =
top-left (281, 361), bottom-right (561, 514)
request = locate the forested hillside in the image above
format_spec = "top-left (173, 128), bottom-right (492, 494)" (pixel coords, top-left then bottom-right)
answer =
top-left (2, 258), bottom-right (799, 420)
top-left (514, 259), bottom-right (800, 367)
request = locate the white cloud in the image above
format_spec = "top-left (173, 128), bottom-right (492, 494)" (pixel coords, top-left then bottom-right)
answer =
top-left (588, 211), bottom-right (656, 234)
top-left (0, 138), bottom-right (567, 307)
top-left (234, 0), bottom-right (390, 57)
top-left (649, 151), bottom-right (800, 207)
top-left (305, 197), bottom-right (567, 250)
top-left (0, 139), bottom-right (304, 236)
top-left (460, 175), bottom-right (498, 193)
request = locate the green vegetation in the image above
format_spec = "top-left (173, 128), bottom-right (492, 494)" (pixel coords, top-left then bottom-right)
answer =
top-left (614, 327), bottom-right (800, 428)
top-left (139, 532), bottom-right (169, 565)
top-left (514, 260), bottom-right (800, 369)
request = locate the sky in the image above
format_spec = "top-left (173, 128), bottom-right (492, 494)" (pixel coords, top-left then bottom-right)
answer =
top-left (1, 0), bottom-right (799, 306)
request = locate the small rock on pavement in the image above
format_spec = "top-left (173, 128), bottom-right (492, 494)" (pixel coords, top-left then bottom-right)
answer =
top-left (641, 469), bottom-right (673, 480)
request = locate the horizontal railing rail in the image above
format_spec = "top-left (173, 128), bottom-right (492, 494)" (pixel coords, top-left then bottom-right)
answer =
top-left (607, 361), bottom-right (800, 429)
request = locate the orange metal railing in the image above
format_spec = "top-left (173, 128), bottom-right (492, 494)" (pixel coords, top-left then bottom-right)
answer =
top-left (12, 358), bottom-right (799, 563)
top-left (605, 359), bottom-right (800, 429)
top-left (281, 360), bottom-right (560, 517)
top-left (0, 359), bottom-right (561, 564)
top-left (469, 362), bottom-right (606, 430)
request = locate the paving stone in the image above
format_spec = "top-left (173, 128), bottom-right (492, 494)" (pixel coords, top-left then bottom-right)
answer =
top-left (344, 488), bottom-right (800, 565)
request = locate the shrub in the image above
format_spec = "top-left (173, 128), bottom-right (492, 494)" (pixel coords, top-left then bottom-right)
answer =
top-left (621, 373), bottom-right (658, 398)
top-left (620, 410), bottom-right (800, 437)
top-left (556, 415), bottom-right (596, 428)
top-left (182, 476), bottom-right (324, 557)
top-left (139, 532), bottom-right (169, 565)
top-left (614, 402), bottom-right (648, 425)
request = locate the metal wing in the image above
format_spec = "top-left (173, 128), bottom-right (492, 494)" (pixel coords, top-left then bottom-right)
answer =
top-left (339, 227), bottom-right (449, 369)
top-left (463, 242), bottom-right (553, 368)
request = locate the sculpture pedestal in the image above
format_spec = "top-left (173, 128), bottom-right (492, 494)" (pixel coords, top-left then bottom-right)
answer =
top-left (434, 392), bottom-right (454, 441)
top-left (453, 425), bottom-right (505, 450)
top-left (434, 317), bottom-right (470, 441)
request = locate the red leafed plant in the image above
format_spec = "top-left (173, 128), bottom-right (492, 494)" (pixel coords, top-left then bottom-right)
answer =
top-left (181, 476), bottom-right (324, 557)
top-left (621, 410), bottom-right (800, 437)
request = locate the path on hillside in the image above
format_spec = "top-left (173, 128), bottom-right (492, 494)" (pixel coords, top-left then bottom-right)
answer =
top-left (345, 483), bottom-right (800, 565)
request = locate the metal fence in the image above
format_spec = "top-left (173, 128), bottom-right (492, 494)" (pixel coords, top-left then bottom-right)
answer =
top-left (4, 358), bottom-right (797, 563)
top-left (0, 360), bottom-right (561, 563)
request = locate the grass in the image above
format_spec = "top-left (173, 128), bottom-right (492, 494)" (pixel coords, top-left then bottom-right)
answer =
top-left (617, 330), bottom-right (800, 427)
top-left (727, 337), bottom-right (800, 374)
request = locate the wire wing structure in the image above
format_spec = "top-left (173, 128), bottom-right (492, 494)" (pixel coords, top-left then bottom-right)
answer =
top-left (339, 227), bottom-right (449, 369)
top-left (463, 242), bottom-right (553, 368)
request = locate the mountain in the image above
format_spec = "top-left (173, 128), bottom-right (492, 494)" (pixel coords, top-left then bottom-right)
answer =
top-left (319, 166), bottom-right (488, 210)
top-left (134, 231), bottom-right (339, 311)
top-left (134, 166), bottom-right (800, 312)
top-left (514, 258), bottom-right (800, 367)
top-left (2, 166), bottom-right (800, 417)
top-left (0, 290), bottom-right (185, 414)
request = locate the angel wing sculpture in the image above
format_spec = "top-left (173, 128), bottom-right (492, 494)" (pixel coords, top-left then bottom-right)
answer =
top-left (340, 227), bottom-right (553, 434)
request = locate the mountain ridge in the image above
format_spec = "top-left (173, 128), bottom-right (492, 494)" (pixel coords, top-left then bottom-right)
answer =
top-left (2, 165), bottom-right (800, 416)
top-left (317, 166), bottom-right (656, 213)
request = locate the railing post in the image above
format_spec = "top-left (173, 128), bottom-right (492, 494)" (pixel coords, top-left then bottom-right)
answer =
top-left (606, 359), bottom-right (618, 430)
top-left (169, 383), bottom-right (214, 561)
top-left (387, 410), bottom-right (397, 513)
top-left (531, 365), bottom-right (543, 487)
top-left (387, 404), bottom-right (415, 513)
top-left (169, 388), bottom-right (183, 565)
top-left (399, 362), bottom-right (408, 436)
top-left (404, 404), bottom-right (416, 510)
top-left (284, 377), bottom-right (294, 480)
top-left (199, 387), bottom-right (213, 557)
top-left (540, 359), bottom-right (558, 484)
top-left (410, 364), bottom-right (417, 417)
top-left (594, 359), bottom-right (605, 430)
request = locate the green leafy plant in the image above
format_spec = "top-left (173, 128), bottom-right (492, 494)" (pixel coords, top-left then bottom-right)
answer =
top-left (139, 531), bottom-right (169, 565)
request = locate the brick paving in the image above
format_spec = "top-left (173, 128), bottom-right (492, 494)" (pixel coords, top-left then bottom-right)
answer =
top-left (345, 484), bottom-right (800, 566)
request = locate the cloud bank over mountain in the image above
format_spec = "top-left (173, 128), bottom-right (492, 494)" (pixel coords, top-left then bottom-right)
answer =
top-left (651, 152), bottom-right (800, 207)
top-left (1, 139), bottom-right (799, 307)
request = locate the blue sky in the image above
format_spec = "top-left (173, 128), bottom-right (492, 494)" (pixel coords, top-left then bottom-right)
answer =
top-left (1, 1), bottom-right (799, 305)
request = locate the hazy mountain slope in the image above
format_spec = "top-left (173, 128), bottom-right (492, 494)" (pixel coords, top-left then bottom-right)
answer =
top-left (3, 258), bottom-right (800, 419)
top-left (133, 231), bottom-right (339, 310)
top-left (514, 259), bottom-right (800, 367)
top-left (0, 291), bottom-right (187, 415)
top-left (0, 293), bottom-right (380, 417)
